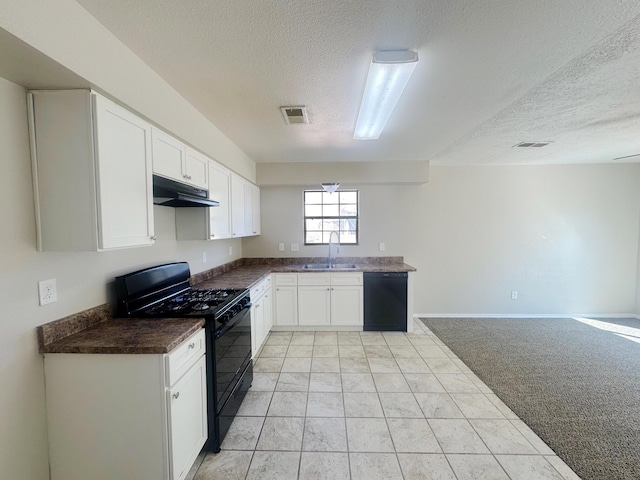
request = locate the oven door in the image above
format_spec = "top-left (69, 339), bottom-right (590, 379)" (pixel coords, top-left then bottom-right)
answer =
top-left (213, 306), bottom-right (252, 410)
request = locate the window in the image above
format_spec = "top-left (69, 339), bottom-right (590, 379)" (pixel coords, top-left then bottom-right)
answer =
top-left (304, 190), bottom-right (359, 244)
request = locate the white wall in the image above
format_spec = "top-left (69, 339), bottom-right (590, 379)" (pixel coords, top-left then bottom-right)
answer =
top-left (0, 79), bottom-right (243, 479)
top-left (245, 164), bottom-right (640, 315)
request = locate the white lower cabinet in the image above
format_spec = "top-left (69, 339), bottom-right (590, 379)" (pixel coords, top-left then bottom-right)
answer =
top-left (298, 286), bottom-right (331, 326)
top-left (274, 272), bottom-right (363, 328)
top-left (274, 286), bottom-right (298, 326)
top-left (331, 285), bottom-right (364, 326)
top-left (44, 329), bottom-right (207, 480)
top-left (274, 273), bottom-right (298, 326)
top-left (250, 275), bottom-right (273, 357)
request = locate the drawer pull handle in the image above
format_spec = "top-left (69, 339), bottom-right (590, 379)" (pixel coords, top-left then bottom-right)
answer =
top-left (189, 342), bottom-right (196, 349)
top-left (173, 392), bottom-right (180, 400)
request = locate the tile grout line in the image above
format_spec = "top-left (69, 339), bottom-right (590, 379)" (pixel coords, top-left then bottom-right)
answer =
top-left (220, 329), bottom-right (577, 480)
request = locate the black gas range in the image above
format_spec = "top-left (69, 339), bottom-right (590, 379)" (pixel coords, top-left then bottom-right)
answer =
top-left (115, 262), bottom-right (253, 453)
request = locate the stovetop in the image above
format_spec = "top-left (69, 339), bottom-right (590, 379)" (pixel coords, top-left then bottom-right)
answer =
top-left (142, 288), bottom-right (246, 317)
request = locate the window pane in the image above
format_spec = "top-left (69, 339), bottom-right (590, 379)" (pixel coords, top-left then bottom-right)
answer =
top-left (322, 219), bottom-right (340, 231)
top-left (322, 231), bottom-right (334, 244)
top-left (306, 231), bottom-right (322, 244)
top-left (322, 192), bottom-right (339, 204)
top-left (323, 204), bottom-right (339, 216)
top-left (340, 191), bottom-right (357, 204)
top-left (305, 204), bottom-right (322, 217)
top-left (340, 231), bottom-right (357, 243)
top-left (305, 191), bottom-right (322, 204)
top-left (340, 219), bottom-right (357, 231)
top-left (340, 204), bottom-right (357, 216)
top-left (306, 218), bottom-right (323, 230)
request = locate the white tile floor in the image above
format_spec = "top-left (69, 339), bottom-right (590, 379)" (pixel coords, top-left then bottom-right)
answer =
top-left (191, 320), bottom-right (582, 480)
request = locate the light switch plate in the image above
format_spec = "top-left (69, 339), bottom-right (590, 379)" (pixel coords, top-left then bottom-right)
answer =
top-left (39, 278), bottom-right (58, 306)
top-left (278, 243), bottom-right (285, 252)
top-left (291, 243), bottom-right (299, 252)
top-left (379, 242), bottom-right (385, 251)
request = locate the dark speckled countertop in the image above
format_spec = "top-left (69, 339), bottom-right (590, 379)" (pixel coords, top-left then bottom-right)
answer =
top-left (38, 304), bottom-right (204, 354)
top-left (38, 257), bottom-right (414, 354)
top-left (194, 257), bottom-right (416, 290)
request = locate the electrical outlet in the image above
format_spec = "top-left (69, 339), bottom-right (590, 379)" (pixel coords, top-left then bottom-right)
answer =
top-left (39, 279), bottom-right (58, 306)
top-left (278, 243), bottom-right (285, 252)
top-left (511, 290), bottom-right (518, 300)
top-left (228, 246), bottom-right (233, 256)
top-left (202, 251), bottom-right (207, 263)
top-left (379, 242), bottom-right (385, 251)
top-left (291, 243), bottom-right (299, 252)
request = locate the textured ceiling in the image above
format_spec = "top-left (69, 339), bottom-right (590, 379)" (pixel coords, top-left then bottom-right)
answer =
top-left (74, 0), bottom-right (640, 165)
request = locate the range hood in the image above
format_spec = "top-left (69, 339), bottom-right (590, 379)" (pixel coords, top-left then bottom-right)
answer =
top-left (152, 175), bottom-right (219, 207)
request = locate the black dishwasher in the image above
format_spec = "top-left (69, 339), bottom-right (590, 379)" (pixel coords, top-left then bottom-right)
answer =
top-left (363, 272), bottom-right (408, 331)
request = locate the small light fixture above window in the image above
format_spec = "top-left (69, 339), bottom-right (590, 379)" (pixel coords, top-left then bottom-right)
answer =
top-left (354, 50), bottom-right (419, 140)
top-left (321, 182), bottom-right (340, 194)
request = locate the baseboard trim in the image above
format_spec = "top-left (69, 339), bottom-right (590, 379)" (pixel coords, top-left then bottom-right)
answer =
top-left (414, 313), bottom-right (640, 319)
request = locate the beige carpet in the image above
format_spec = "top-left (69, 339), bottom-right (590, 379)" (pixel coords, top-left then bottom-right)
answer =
top-left (421, 316), bottom-right (640, 480)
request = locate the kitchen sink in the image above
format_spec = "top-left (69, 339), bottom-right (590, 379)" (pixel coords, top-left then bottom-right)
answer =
top-left (302, 263), bottom-right (358, 270)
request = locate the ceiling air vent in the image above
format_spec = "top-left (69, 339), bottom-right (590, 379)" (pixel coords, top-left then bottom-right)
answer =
top-left (280, 106), bottom-right (309, 125)
top-left (513, 141), bottom-right (552, 148)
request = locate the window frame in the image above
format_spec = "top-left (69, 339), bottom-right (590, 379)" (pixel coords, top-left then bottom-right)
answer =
top-left (303, 189), bottom-right (360, 246)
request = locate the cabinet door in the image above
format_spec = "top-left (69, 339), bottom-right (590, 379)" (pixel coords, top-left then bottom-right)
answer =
top-left (184, 148), bottom-right (209, 189)
top-left (252, 184), bottom-right (261, 236)
top-left (93, 95), bottom-right (155, 249)
top-left (244, 182), bottom-right (253, 236)
top-left (263, 291), bottom-right (273, 340)
top-left (208, 162), bottom-right (232, 239)
top-left (251, 297), bottom-right (264, 358)
top-left (298, 286), bottom-right (331, 326)
top-left (167, 355), bottom-right (207, 480)
top-left (151, 128), bottom-right (186, 182)
top-left (230, 174), bottom-right (246, 237)
top-left (274, 286), bottom-right (298, 326)
top-left (243, 182), bottom-right (260, 236)
top-left (331, 286), bottom-right (363, 326)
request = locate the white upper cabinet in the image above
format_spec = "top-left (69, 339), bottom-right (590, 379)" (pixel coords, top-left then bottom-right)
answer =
top-left (29, 90), bottom-right (155, 251)
top-left (184, 148), bottom-right (209, 190)
top-left (151, 128), bottom-right (184, 182)
top-left (175, 160), bottom-right (232, 240)
top-left (152, 128), bottom-right (208, 190)
top-left (231, 174), bottom-right (260, 238)
top-left (230, 173), bottom-right (246, 237)
top-left (206, 161), bottom-right (232, 239)
top-left (245, 182), bottom-right (261, 236)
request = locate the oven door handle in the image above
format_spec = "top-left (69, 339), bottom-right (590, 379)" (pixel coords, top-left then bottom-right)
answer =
top-left (214, 304), bottom-right (251, 338)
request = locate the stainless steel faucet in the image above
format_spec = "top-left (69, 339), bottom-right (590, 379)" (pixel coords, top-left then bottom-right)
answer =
top-left (328, 231), bottom-right (340, 268)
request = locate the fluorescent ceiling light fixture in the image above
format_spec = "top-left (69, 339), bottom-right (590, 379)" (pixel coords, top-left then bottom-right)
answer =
top-left (354, 50), bottom-right (419, 140)
top-left (321, 182), bottom-right (340, 193)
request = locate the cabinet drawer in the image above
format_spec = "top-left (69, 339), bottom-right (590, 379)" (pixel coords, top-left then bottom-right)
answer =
top-left (331, 272), bottom-right (363, 286)
top-left (250, 275), bottom-right (272, 299)
top-left (166, 329), bottom-right (206, 386)
top-left (275, 273), bottom-right (298, 286)
top-left (298, 272), bottom-right (331, 286)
